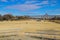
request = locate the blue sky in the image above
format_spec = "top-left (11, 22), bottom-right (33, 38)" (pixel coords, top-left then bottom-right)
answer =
top-left (0, 0), bottom-right (60, 16)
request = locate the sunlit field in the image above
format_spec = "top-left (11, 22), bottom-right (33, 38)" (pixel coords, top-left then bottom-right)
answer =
top-left (0, 20), bottom-right (60, 32)
top-left (0, 20), bottom-right (60, 40)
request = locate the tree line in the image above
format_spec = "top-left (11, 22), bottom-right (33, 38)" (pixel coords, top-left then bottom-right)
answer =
top-left (0, 14), bottom-right (30, 21)
top-left (49, 16), bottom-right (60, 20)
top-left (0, 14), bottom-right (60, 21)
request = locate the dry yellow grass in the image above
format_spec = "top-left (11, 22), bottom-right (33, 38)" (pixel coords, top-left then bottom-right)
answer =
top-left (0, 20), bottom-right (60, 36)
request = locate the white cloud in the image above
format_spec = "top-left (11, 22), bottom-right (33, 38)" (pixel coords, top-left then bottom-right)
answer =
top-left (40, 0), bottom-right (48, 5)
top-left (5, 4), bottom-right (41, 11)
top-left (10, 0), bottom-right (18, 2)
top-left (25, 0), bottom-right (37, 4)
top-left (1, 0), bottom-right (8, 2)
top-left (4, 0), bottom-right (57, 11)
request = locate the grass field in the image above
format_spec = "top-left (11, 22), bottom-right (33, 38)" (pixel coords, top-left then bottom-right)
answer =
top-left (0, 20), bottom-right (60, 33)
top-left (0, 20), bottom-right (60, 40)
